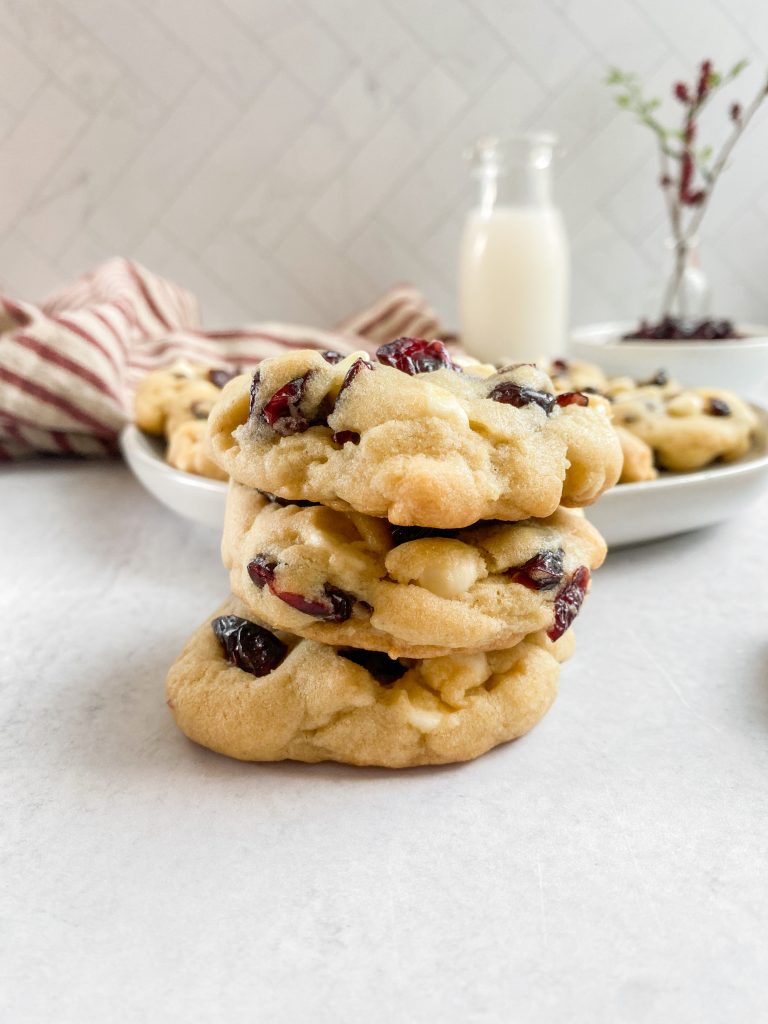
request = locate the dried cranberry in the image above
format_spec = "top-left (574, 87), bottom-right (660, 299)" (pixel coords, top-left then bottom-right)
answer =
top-left (707, 397), bottom-right (731, 416)
top-left (389, 524), bottom-right (457, 546)
top-left (487, 381), bottom-right (556, 415)
top-left (260, 375), bottom-right (310, 435)
top-left (273, 584), bottom-right (354, 623)
top-left (555, 391), bottom-right (589, 408)
top-left (332, 430), bottom-right (360, 446)
top-left (508, 548), bottom-right (565, 591)
top-left (337, 357), bottom-right (373, 400)
top-left (248, 370), bottom-right (261, 417)
top-left (320, 350), bottom-right (344, 364)
top-left (547, 566), bottom-right (590, 641)
top-left (623, 317), bottom-right (740, 341)
top-left (248, 554), bottom-right (354, 622)
top-left (211, 615), bottom-right (287, 677)
top-left (641, 369), bottom-right (669, 387)
top-left (375, 337), bottom-right (455, 375)
top-left (551, 358), bottom-right (569, 374)
top-left (256, 490), bottom-right (316, 508)
top-left (208, 367), bottom-right (237, 388)
top-left (338, 648), bottom-right (408, 687)
top-left (247, 554), bottom-right (277, 589)
top-left (702, 319), bottom-right (739, 340)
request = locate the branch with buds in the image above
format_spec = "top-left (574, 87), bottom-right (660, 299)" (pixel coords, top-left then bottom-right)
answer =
top-left (607, 59), bottom-right (768, 324)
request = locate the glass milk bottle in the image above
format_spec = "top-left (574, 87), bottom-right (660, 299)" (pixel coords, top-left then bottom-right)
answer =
top-left (459, 134), bottom-right (570, 363)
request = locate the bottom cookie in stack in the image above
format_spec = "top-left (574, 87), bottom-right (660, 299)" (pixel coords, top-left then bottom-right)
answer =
top-left (166, 597), bottom-right (575, 768)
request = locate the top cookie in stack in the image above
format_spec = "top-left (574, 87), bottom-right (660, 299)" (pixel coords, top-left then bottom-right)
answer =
top-left (208, 339), bottom-right (622, 528)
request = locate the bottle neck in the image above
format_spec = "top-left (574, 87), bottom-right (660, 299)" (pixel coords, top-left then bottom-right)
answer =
top-left (469, 134), bottom-right (557, 212)
top-left (477, 164), bottom-right (553, 212)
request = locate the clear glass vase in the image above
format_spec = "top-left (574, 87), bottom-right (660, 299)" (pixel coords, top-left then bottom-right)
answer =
top-left (458, 133), bottom-right (570, 363)
top-left (652, 237), bottom-right (711, 323)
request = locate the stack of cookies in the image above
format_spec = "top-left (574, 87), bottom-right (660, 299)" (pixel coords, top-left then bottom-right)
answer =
top-left (166, 339), bottom-right (623, 768)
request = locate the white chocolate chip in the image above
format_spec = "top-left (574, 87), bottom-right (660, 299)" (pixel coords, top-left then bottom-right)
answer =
top-left (422, 388), bottom-right (470, 426)
top-left (584, 394), bottom-right (613, 418)
top-left (405, 705), bottom-right (443, 732)
top-left (385, 539), bottom-right (486, 599)
top-left (605, 376), bottom-right (636, 398)
top-left (612, 398), bottom-right (649, 424)
top-left (418, 652), bottom-right (489, 706)
top-left (301, 506), bottom-right (362, 546)
top-left (666, 392), bottom-right (704, 417)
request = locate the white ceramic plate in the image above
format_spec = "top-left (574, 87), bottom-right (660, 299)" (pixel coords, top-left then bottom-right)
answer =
top-left (586, 433), bottom-right (768, 547)
top-left (570, 321), bottom-right (768, 401)
top-left (120, 414), bottom-right (768, 547)
top-left (120, 424), bottom-right (227, 529)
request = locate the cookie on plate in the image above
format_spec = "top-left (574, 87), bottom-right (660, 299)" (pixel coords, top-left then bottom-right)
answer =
top-left (610, 383), bottom-right (758, 472)
top-left (615, 426), bottom-right (657, 483)
top-left (546, 359), bottom-right (758, 478)
top-left (167, 419), bottom-right (226, 479)
top-left (222, 482), bottom-right (605, 658)
top-left (547, 357), bottom-right (611, 395)
top-left (135, 360), bottom-right (232, 480)
top-left (207, 339), bottom-right (622, 528)
top-left (166, 597), bottom-right (575, 767)
top-left (135, 360), bottom-right (220, 434)
top-left (546, 359), bottom-right (679, 402)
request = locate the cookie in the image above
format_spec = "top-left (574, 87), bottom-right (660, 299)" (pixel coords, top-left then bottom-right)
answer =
top-left (546, 359), bottom-right (757, 476)
top-left (134, 360), bottom-right (221, 434)
top-left (547, 357), bottom-right (612, 394)
top-left (165, 597), bottom-right (575, 767)
top-left (135, 360), bottom-right (233, 480)
top-left (610, 384), bottom-right (757, 472)
top-left (167, 419), bottom-right (227, 481)
top-left (222, 482), bottom-right (605, 658)
top-left (615, 426), bottom-right (657, 483)
top-left (207, 340), bottom-right (622, 528)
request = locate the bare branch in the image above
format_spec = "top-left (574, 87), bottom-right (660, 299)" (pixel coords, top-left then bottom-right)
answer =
top-left (607, 58), bottom-right (767, 318)
top-left (686, 73), bottom-right (768, 239)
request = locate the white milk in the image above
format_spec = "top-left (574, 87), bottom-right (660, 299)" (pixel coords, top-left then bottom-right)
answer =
top-left (459, 204), bottom-right (569, 364)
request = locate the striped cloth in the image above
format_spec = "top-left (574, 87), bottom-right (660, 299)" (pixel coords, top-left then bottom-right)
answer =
top-left (0, 258), bottom-right (441, 460)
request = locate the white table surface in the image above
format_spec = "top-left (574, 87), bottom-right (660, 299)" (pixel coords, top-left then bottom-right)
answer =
top-left (3, 460), bottom-right (768, 1024)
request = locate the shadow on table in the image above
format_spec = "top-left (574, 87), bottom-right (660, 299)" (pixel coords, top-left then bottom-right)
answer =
top-left (177, 744), bottom-right (475, 782)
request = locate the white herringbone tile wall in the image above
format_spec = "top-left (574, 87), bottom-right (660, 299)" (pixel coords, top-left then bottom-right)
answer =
top-left (1, 0), bottom-right (767, 329)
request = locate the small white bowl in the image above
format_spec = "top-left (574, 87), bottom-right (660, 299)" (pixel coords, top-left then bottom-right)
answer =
top-left (120, 424), bottom-right (227, 528)
top-left (570, 321), bottom-right (768, 400)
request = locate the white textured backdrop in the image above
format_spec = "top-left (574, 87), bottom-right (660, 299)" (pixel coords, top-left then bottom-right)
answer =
top-left (1, 0), bottom-right (767, 330)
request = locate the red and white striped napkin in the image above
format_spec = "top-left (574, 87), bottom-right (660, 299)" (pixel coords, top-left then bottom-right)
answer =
top-left (0, 258), bottom-right (442, 460)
